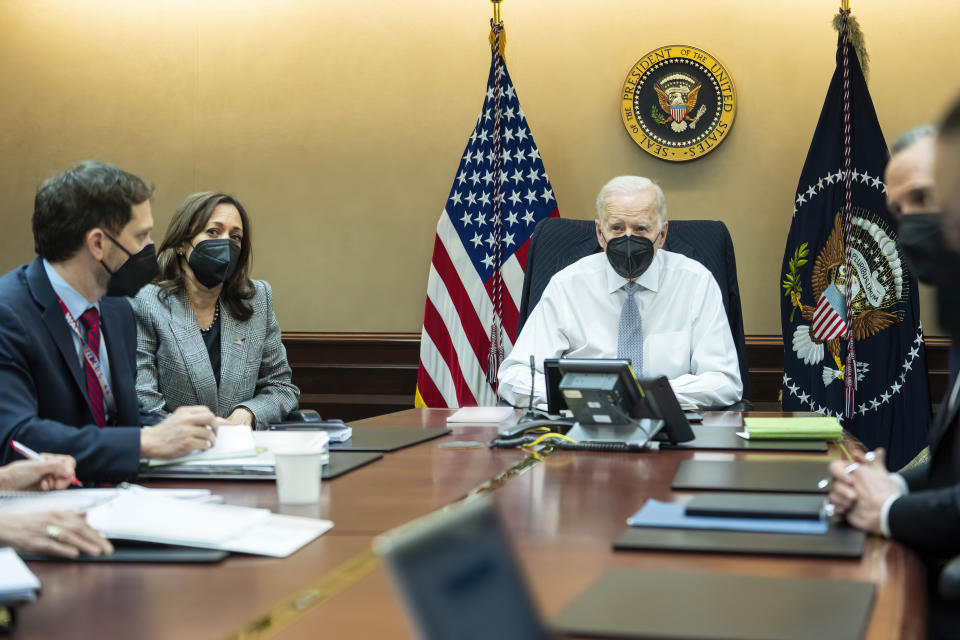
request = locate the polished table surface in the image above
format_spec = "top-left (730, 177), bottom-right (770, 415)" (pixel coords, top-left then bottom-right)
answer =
top-left (12, 409), bottom-right (926, 639)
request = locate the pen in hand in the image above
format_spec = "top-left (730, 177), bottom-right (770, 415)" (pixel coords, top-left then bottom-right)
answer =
top-left (9, 440), bottom-right (82, 487)
top-left (817, 450), bottom-right (875, 489)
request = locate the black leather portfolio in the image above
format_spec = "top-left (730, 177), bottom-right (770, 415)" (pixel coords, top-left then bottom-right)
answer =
top-left (138, 451), bottom-right (383, 481)
top-left (18, 540), bottom-right (229, 563)
top-left (671, 459), bottom-right (830, 494)
top-left (661, 426), bottom-right (827, 452)
top-left (551, 568), bottom-right (875, 639)
top-left (613, 523), bottom-right (866, 558)
top-left (323, 451), bottom-right (384, 479)
top-left (685, 493), bottom-right (827, 520)
top-left (329, 427), bottom-right (452, 452)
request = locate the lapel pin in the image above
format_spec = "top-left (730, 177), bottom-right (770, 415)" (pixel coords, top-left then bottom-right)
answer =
top-left (234, 339), bottom-right (244, 345)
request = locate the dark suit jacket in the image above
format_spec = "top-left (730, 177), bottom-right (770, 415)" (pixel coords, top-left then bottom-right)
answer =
top-left (0, 258), bottom-right (141, 482)
top-left (888, 374), bottom-right (960, 558)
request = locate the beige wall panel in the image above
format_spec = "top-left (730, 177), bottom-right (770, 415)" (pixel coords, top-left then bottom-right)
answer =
top-left (0, 0), bottom-right (957, 334)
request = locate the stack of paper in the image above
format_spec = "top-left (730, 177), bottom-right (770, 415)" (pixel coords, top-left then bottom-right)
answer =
top-left (0, 549), bottom-right (41, 602)
top-left (446, 407), bottom-right (516, 424)
top-left (739, 417), bottom-right (843, 441)
top-left (0, 487), bottom-right (214, 515)
top-left (86, 493), bottom-right (332, 557)
top-left (167, 431), bottom-right (331, 473)
top-left (148, 425), bottom-right (257, 467)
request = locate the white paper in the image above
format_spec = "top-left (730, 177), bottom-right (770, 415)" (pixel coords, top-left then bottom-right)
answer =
top-left (446, 407), bottom-right (516, 423)
top-left (84, 493), bottom-right (330, 558)
top-left (221, 514), bottom-right (333, 557)
top-left (0, 487), bottom-right (212, 515)
top-left (253, 431), bottom-right (329, 454)
top-left (0, 548), bottom-right (41, 601)
top-left (148, 424), bottom-right (257, 466)
top-left (176, 432), bottom-right (331, 470)
top-left (87, 493), bottom-right (271, 547)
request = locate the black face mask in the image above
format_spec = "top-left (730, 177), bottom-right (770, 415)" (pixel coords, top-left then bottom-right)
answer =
top-left (936, 247), bottom-right (960, 339)
top-left (187, 239), bottom-right (241, 288)
top-left (604, 234), bottom-right (655, 280)
top-left (101, 233), bottom-right (159, 297)
top-left (895, 213), bottom-right (960, 339)
top-left (897, 213), bottom-right (942, 284)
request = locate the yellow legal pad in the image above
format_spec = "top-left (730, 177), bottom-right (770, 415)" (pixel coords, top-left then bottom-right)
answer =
top-left (740, 417), bottom-right (843, 442)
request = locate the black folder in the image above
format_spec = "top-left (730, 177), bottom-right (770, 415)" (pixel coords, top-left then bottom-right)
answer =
top-left (323, 451), bottom-right (383, 479)
top-left (661, 427), bottom-right (827, 452)
top-left (685, 493), bottom-right (827, 520)
top-left (613, 522), bottom-right (866, 558)
top-left (551, 568), bottom-right (875, 639)
top-left (138, 451), bottom-right (383, 481)
top-left (671, 460), bottom-right (829, 494)
top-left (329, 427), bottom-right (451, 452)
top-left (18, 540), bottom-right (228, 563)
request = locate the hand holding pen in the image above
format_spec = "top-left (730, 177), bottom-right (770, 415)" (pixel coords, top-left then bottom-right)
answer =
top-left (6, 441), bottom-right (82, 489)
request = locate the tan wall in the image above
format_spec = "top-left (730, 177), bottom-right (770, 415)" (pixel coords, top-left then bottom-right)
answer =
top-left (0, 0), bottom-right (956, 334)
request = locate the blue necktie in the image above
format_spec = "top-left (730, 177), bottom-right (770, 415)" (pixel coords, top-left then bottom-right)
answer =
top-left (618, 282), bottom-right (643, 375)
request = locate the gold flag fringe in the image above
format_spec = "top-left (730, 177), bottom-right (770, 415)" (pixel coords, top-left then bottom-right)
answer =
top-left (833, 11), bottom-right (869, 80)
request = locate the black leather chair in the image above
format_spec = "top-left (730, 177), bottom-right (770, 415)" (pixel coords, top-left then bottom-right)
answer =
top-left (941, 556), bottom-right (960, 600)
top-left (516, 217), bottom-right (752, 403)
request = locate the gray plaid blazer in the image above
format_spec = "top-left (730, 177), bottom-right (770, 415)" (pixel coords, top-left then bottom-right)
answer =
top-left (132, 280), bottom-right (299, 428)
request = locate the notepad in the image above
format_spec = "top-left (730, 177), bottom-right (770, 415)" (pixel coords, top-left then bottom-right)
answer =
top-left (738, 416), bottom-right (843, 441)
top-left (171, 431), bottom-right (330, 471)
top-left (626, 499), bottom-right (828, 534)
top-left (446, 407), bottom-right (516, 423)
top-left (148, 424), bottom-right (258, 466)
top-left (0, 549), bottom-right (41, 602)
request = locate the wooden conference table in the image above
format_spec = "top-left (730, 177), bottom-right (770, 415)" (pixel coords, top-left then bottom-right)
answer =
top-left (12, 409), bottom-right (926, 639)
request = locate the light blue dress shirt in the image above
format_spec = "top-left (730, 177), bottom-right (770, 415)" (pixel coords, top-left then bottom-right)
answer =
top-left (43, 259), bottom-right (112, 385)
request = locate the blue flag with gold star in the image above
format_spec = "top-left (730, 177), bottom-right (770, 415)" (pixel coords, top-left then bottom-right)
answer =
top-left (779, 16), bottom-right (930, 469)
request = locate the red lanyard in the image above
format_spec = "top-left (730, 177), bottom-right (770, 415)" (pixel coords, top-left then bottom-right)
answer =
top-left (56, 298), bottom-right (117, 416)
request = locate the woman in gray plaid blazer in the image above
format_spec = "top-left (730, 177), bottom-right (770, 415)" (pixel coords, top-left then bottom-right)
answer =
top-left (132, 193), bottom-right (299, 428)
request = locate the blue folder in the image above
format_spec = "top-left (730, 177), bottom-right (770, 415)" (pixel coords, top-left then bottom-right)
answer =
top-left (626, 499), bottom-right (828, 535)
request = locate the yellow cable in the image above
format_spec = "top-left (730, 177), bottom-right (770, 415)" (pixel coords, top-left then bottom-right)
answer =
top-left (522, 432), bottom-right (576, 448)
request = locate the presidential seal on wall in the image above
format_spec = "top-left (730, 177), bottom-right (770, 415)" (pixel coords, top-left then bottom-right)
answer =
top-left (621, 45), bottom-right (736, 162)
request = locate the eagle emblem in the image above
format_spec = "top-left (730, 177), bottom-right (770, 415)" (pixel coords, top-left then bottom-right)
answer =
top-left (785, 210), bottom-right (905, 387)
top-left (653, 73), bottom-right (707, 133)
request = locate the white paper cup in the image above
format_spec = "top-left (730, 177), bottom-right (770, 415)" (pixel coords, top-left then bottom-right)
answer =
top-left (274, 451), bottom-right (323, 504)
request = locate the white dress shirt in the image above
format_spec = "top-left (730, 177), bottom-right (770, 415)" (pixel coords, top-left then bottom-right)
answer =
top-left (497, 250), bottom-right (742, 409)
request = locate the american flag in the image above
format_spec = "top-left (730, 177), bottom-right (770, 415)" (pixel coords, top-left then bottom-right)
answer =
top-left (415, 23), bottom-right (559, 408)
top-left (812, 282), bottom-right (848, 341)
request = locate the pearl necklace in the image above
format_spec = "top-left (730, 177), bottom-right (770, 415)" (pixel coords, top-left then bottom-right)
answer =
top-left (199, 301), bottom-right (220, 334)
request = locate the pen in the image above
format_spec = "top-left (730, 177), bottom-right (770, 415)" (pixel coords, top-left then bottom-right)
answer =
top-left (817, 450), bottom-right (875, 489)
top-left (10, 440), bottom-right (82, 487)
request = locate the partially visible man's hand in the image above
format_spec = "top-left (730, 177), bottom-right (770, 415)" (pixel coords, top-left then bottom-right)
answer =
top-left (844, 448), bottom-right (902, 535)
top-left (0, 511), bottom-right (113, 558)
top-left (0, 456), bottom-right (77, 491)
top-left (140, 406), bottom-right (218, 459)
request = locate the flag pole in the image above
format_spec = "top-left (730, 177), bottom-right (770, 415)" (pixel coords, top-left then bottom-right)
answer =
top-left (841, 0), bottom-right (849, 10)
top-left (491, 0), bottom-right (503, 25)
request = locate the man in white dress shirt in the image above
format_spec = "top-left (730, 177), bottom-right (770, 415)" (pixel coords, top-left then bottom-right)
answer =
top-left (497, 176), bottom-right (742, 409)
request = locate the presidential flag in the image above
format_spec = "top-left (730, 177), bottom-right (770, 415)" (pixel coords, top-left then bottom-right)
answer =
top-left (780, 11), bottom-right (930, 469)
top-left (415, 22), bottom-right (559, 408)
